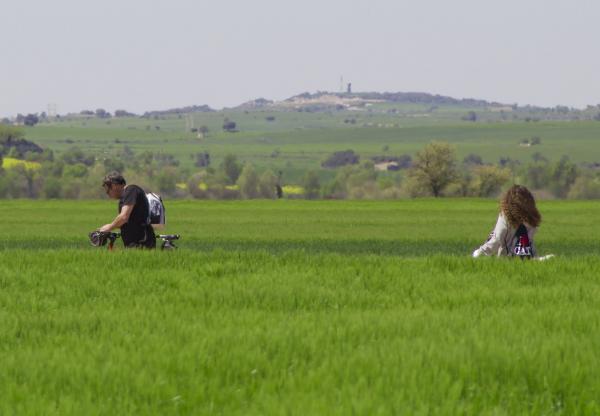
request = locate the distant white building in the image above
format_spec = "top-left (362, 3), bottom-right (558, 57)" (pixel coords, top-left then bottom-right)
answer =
top-left (374, 161), bottom-right (400, 171)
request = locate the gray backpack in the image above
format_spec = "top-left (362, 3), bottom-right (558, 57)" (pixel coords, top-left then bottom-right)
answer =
top-left (146, 192), bottom-right (166, 226)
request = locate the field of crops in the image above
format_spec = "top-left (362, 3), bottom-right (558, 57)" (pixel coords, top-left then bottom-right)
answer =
top-left (24, 112), bottom-right (600, 176)
top-left (1, 199), bottom-right (600, 414)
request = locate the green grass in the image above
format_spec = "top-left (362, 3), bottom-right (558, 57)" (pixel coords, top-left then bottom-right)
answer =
top-left (1, 199), bottom-right (600, 414)
top-left (1, 199), bottom-right (597, 255)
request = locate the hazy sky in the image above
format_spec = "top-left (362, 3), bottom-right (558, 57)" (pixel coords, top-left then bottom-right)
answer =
top-left (2, 0), bottom-right (599, 116)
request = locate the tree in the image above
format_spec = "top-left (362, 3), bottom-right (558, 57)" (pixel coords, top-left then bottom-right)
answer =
top-left (237, 163), bottom-right (259, 198)
top-left (321, 150), bottom-right (359, 168)
top-left (470, 165), bottom-right (511, 197)
top-left (276, 171), bottom-right (283, 198)
top-left (95, 108), bottom-right (111, 118)
top-left (524, 159), bottom-right (550, 190)
top-left (7, 147), bottom-right (19, 159)
top-left (119, 145), bottom-right (136, 164)
top-left (153, 152), bottom-right (179, 167)
top-left (114, 109), bottom-right (136, 117)
top-left (258, 170), bottom-right (278, 198)
top-left (43, 177), bottom-right (62, 198)
top-left (198, 125), bottom-right (209, 137)
top-left (223, 118), bottom-right (237, 132)
top-left (60, 146), bottom-right (95, 166)
top-left (154, 166), bottom-right (178, 196)
top-left (0, 127), bottom-right (43, 158)
top-left (302, 170), bottom-right (321, 199)
top-left (0, 175), bottom-right (7, 197)
top-left (321, 162), bottom-right (378, 199)
top-left (222, 154), bottom-right (241, 184)
top-left (531, 152), bottom-right (547, 163)
top-left (549, 155), bottom-right (578, 198)
top-left (63, 163), bottom-right (89, 178)
top-left (40, 149), bottom-right (54, 162)
top-left (463, 153), bottom-right (483, 166)
top-left (194, 152), bottom-right (210, 168)
top-left (461, 111), bottom-right (477, 122)
top-left (2, 167), bottom-right (27, 197)
top-left (12, 164), bottom-right (38, 198)
top-left (41, 160), bottom-right (64, 178)
top-left (408, 142), bottom-right (458, 197)
top-left (103, 158), bottom-right (125, 173)
top-left (497, 156), bottom-right (520, 183)
top-left (24, 113), bottom-right (39, 126)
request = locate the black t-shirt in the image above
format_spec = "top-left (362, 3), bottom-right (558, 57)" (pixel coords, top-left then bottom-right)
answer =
top-left (118, 185), bottom-right (155, 248)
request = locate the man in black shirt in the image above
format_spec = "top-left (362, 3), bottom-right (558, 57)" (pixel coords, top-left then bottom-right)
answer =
top-left (98, 172), bottom-right (156, 248)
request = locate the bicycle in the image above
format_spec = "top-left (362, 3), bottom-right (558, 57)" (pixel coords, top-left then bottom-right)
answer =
top-left (89, 231), bottom-right (180, 250)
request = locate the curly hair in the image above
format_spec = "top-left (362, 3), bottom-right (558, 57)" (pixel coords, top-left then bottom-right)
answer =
top-left (500, 185), bottom-right (541, 228)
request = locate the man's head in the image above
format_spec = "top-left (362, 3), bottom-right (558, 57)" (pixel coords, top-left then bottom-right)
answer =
top-left (102, 172), bottom-right (126, 199)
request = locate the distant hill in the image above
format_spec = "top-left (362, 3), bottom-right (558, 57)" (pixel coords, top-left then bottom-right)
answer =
top-left (228, 91), bottom-right (513, 112)
top-left (283, 91), bottom-right (508, 108)
top-left (142, 104), bottom-right (214, 118)
top-left (232, 98), bottom-right (274, 110)
top-left (5, 90), bottom-right (593, 120)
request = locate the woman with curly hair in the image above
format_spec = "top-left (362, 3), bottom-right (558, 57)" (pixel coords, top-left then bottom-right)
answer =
top-left (472, 185), bottom-right (542, 258)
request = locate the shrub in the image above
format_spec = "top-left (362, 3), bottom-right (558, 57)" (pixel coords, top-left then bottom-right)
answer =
top-left (61, 179), bottom-right (82, 199)
top-left (302, 171), bottom-right (321, 199)
top-left (63, 163), bottom-right (88, 179)
top-left (153, 166), bottom-right (179, 196)
top-left (43, 177), bottom-right (62, 198)
top-left (237, 164), bottom-right (259, 199)
top-left (187, 172), bottom-right (210, 199)
top-left (567, 176), bottom-right (600, 199)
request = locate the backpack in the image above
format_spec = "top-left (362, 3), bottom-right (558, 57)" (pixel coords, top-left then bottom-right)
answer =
top-left (511, 224), bottom-right (533, 259)
top-left (146, 192), bottom-right (166, 226)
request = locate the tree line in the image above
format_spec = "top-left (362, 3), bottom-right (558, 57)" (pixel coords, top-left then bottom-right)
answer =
top-left (2, 126), bottom-right (600, 200)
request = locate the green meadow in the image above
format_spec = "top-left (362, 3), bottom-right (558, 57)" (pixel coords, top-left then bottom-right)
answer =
top-left (24, 111), bottom-right (600, 180)
top-left (2, 199), bottom-right (600, 414)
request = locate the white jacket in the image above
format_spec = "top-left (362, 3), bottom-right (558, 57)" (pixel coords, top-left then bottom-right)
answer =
top-left (472, 213), bottom-right (537, 258)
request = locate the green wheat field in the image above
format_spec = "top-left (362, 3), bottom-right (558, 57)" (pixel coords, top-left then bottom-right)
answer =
top-left (2, 199), bottom-right (600, 415)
